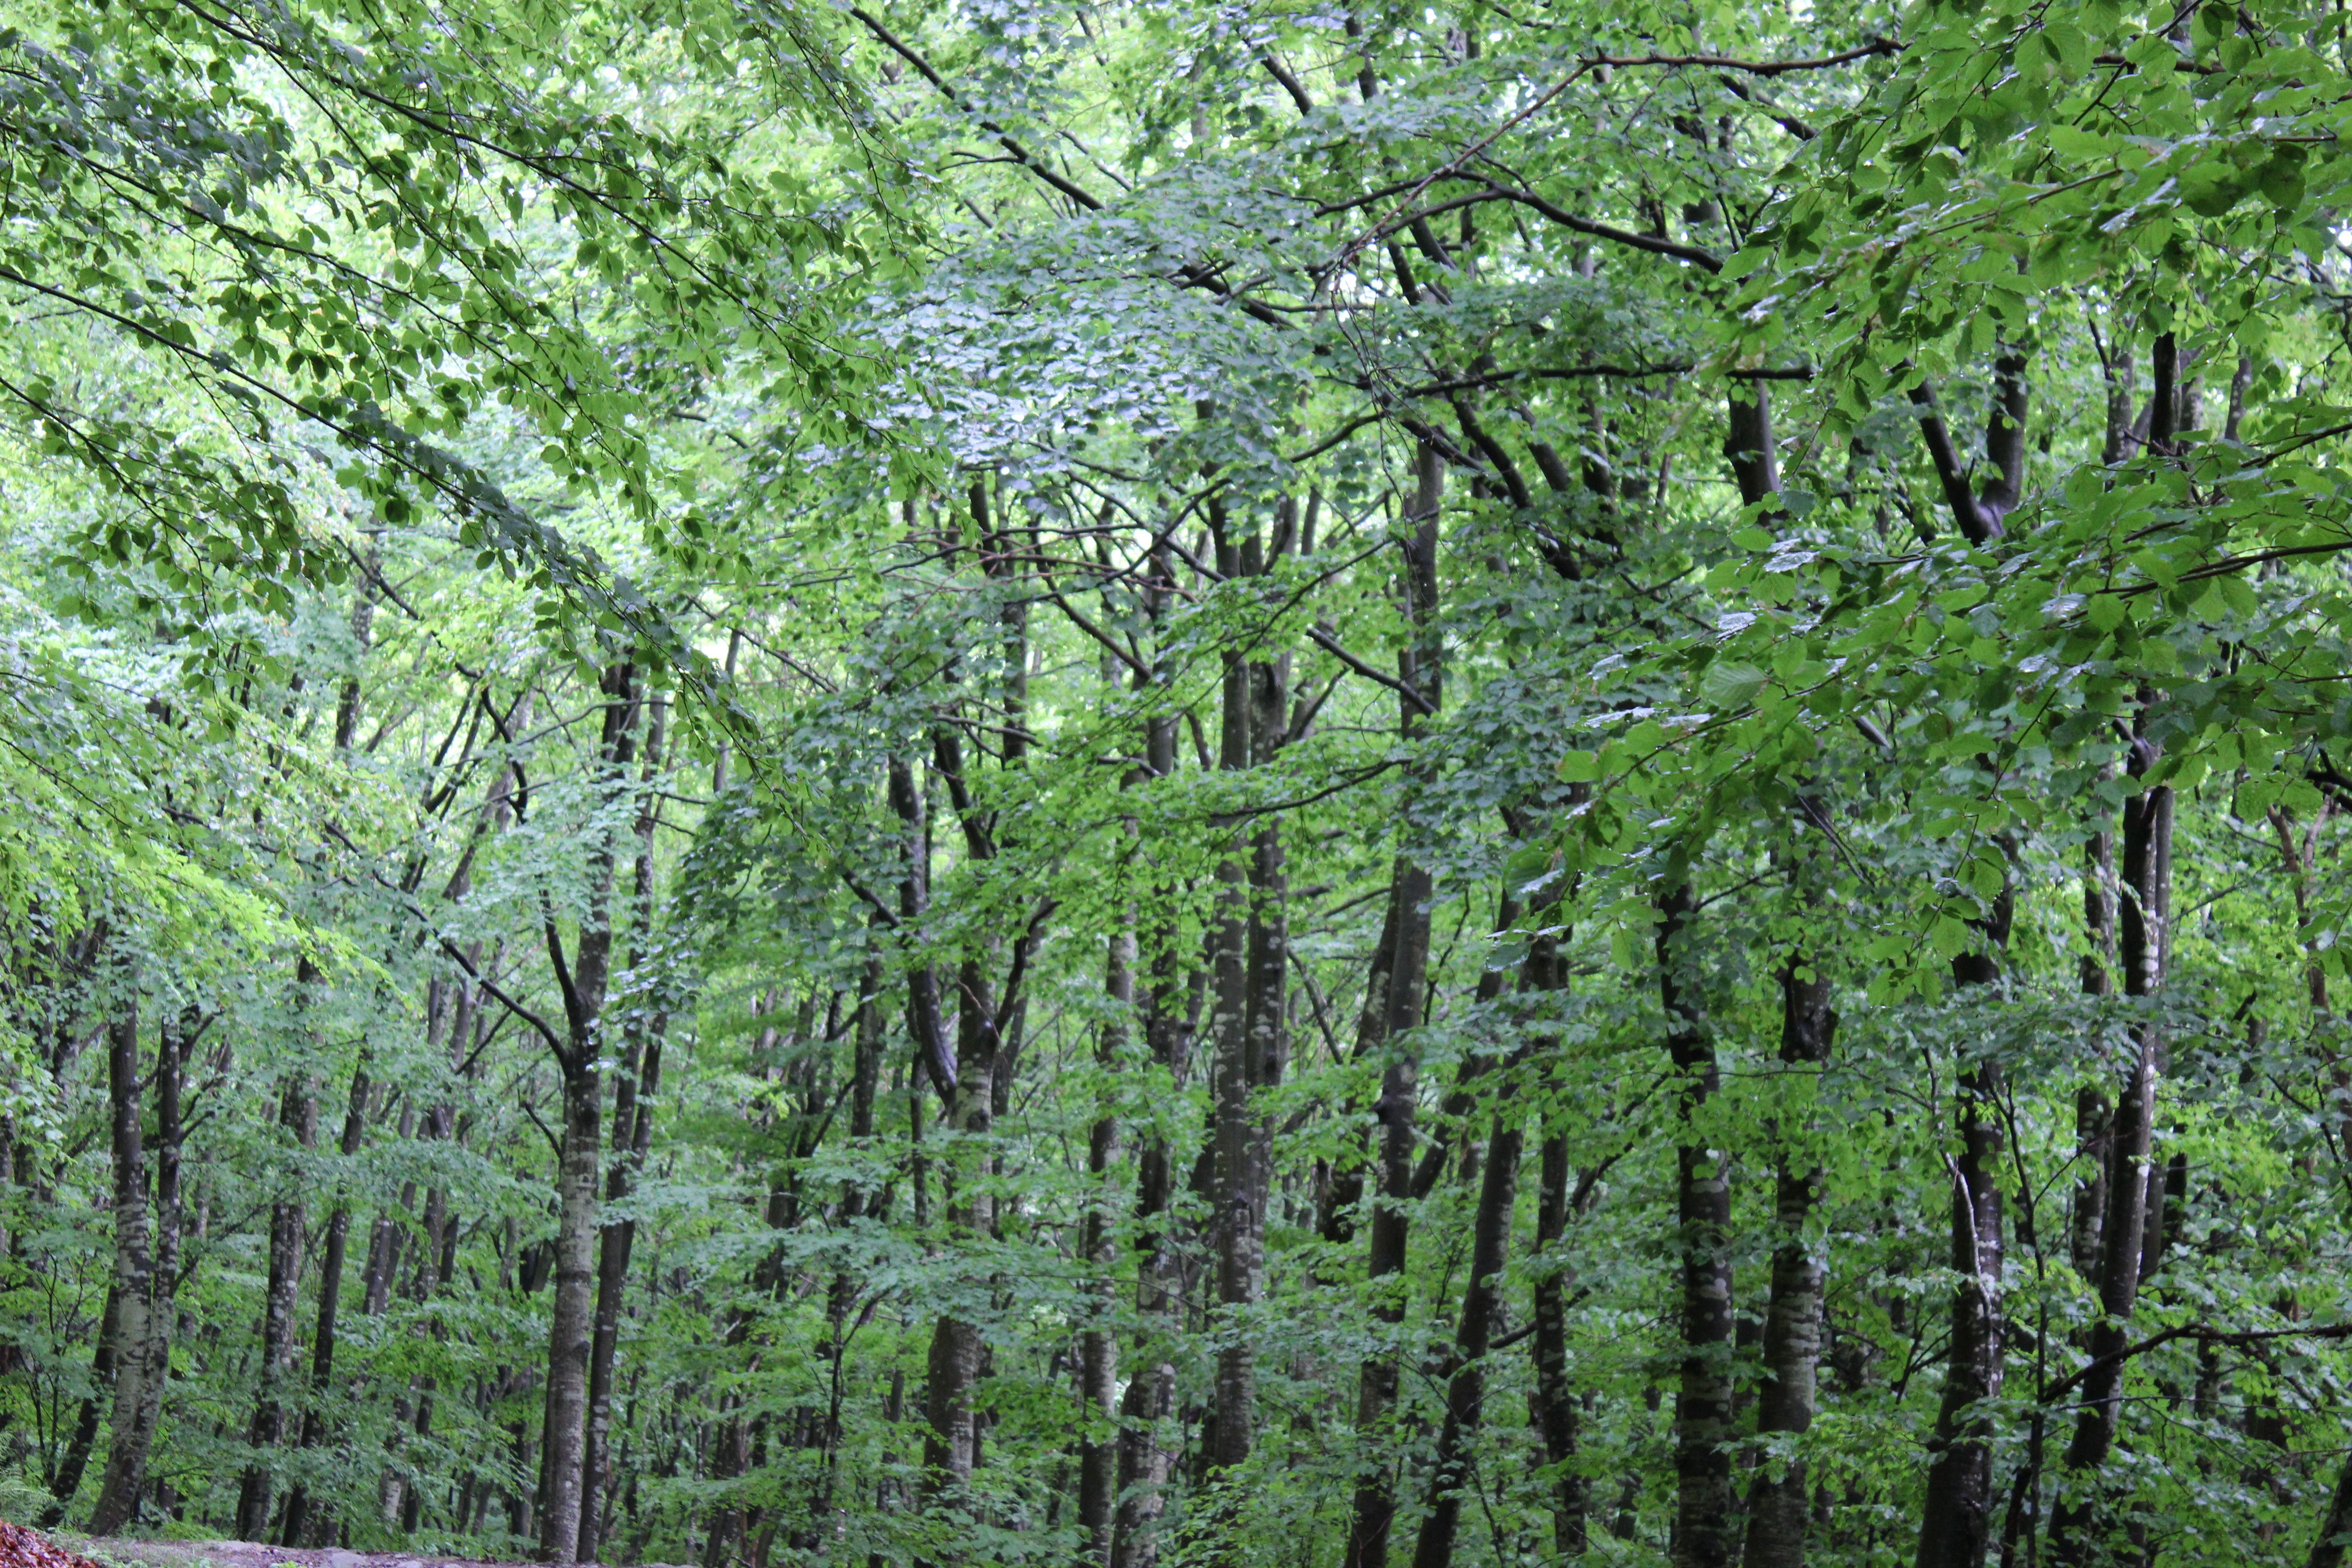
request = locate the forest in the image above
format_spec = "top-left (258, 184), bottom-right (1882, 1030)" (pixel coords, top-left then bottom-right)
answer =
top-left (3, 0), bottom-right (2351, 1564)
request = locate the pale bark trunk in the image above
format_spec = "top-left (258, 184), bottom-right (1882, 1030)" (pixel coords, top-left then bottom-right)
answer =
top-left (90, 996), bottom-right (182, 1537)
top-left (540, 662), bottom-right (640, 1564)
top-left (582, 695), bottom-right (666, 1564)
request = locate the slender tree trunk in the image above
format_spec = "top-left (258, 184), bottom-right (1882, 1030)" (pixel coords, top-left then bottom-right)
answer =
top-left (1208, 500), bottom-right (1292, 1493)
top-left (540, 662), bottom-right (641, 1565)
top-left (1078, 926), bottom-right (1131, 1566)
top-left (2049, 736), bottom-right (2173, 1567)
top-left (239, 1056), bottom-right (318, 1539)
top-left (1744, 950), bottom-right (1836, 1568)
top-left (90, 996), bottom-right (178, 1537)
top-left (1658, 882), bottom-right (1734, 1568)
top-left (583, 696), bottom-right (667, 1565)
top-left (1406, 1094), bottom-right (1523, 1568)
top-left (543, 1062), bottom-right (604, 1561)
top-left (1915, 875), bottom-right (2014, 1568)
top-left (1531, 1130), bottom-right (1587, 1558)
top-left (1344, 447), bottom-right (1443, 1568)
top-left (924, 955), bottom-right (998, 1504)
top-left (279, 1055), bottom-right (370, 1546)
top-left (44, 1285), bottom-right (115, 1524)
top-left (1112, 694), bottom-right (1187, 1568)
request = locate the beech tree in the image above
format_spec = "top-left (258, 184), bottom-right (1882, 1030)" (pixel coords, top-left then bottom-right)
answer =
top-left (5, 0), bottom-right (2352, 1566)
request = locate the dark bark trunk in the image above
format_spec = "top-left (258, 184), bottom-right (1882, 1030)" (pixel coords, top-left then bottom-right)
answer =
top-left (1112, 690), bottom-right (1187, 1568)
top-left (2308, 1451), bottom-right (2352, 1568)
top-left (1345, 446), bottom-right (1443, 1568)
top-left (1659, 882), bottom-right (1734, 1568)
top-left (1406, 1099), bottom-right (1523, 1568)
top-left (924, 958), bottom-right (997, 1499)
top-left (2048, 735), bottom-right (2173, 1568)
top-left (239, 1061), bottom-right (317, 1539)
top-left (1914, 877), bottom-right (2014, 1568)
top-left (1743, 951), bottom-right (1836, 1568)
top-left (1531, 1132), bottom-right (1587, 1558)
top-left (279, 1054), bottom-right (370, 1546)
top-left (1078, 927), bottom-right (1131, 1567)
top-left (44, 1286), bottom-right (115, 1524)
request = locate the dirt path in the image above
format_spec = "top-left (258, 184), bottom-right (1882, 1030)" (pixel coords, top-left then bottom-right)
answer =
top-left (48, 1536), bottom-right (546, 1568)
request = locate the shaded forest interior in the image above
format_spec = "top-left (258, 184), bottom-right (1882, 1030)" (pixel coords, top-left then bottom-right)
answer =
top-left (4, 0), bottom-right (2352, 1566)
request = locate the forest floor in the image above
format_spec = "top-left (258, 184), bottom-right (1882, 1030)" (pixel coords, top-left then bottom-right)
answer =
top-left (50, 1536), bottom-right (555, 1568)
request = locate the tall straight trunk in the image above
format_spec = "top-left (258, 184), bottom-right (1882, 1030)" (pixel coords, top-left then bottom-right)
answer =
top-left (2049, 733), bottom-right (2174, 1567)
top-left (280, 571), bottom-right (378, 1546)
top-left (582, 696), bottom-right (667, 1566)
top-left (1658, 882), bottom-right (1733, 1568)
top-left (1209, 499), bottom-right (1293, 1485)
top-left (1406, 1097), bottom-right (1523, 1568)
top-left (924, 957), bottom-right (996, 1496)
top-left (279, 1055), bottom-right (371, 1546)
top-left (544, 1063), bottom-right (603, 1560)
top-left (90, 996), bottom-right (183, 1536)
top-left (1112, 681), bottom-right (1188, 1568)
top-left (539, 662), bottom-right (641, 1565)
top-left (1205, 589), bottom-right (1254, 1475)
top-left (1744, 950), bottom-right (1837, 1568)
top-left (1531, 1131), bottom-right (1586, 1558)
top-left (239, 1056), bottom-right (318, 1539)
top-left (1078, 926), bottom-right (1132, 1565)
top-left (1344, 445), bottom-right (1444, 1568)
top-left (582, 1014), bottom-right (662, 1565)
top-left (1914, 875), bottom-right (2014, 1568)
top-left (819, 955), bottom-right (888, 1539)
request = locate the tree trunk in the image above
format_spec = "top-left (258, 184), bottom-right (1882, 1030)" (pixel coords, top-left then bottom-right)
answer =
top-left (1111, 691), bottom-right (1188, 1568)
top-left (542, 1062), bottom-right (604, 1562)
top-left (90, 996), bottom-right (181, 1537)
top-left (1078, 926), bottom-right (1131, 1566)
top-left (1659, 882), bottom-right (1733, 1568)
top-left (1744, 950), bottom-right (1836, 1568)
top-left (1344, 446), bottom-right (1443, 1568)
top-left (582, 695), bottom-right (667, 1565)
top-left (1406, 1096), bottom-right (1523, 1568)
top-left (239, 1060), bottom-right (317, 1539)
top-left (44, 1285), bottom-right (115, 1524)
top-left (279, 1054), bottom-right (370, 1546)
top-left (2308, 1451), bottom-right (2352, 1568)
top-left (2048, 740), bottom-right (2173, 1567)
top-left (540, 662), bottom-right (641, 1565)
top-left (924, 958), bottom-right (997, 1499)
top-left (1531, 1132), bottom-right (1587, 1558)
top-left (1914, 873), bottom-right (2013, 1568)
